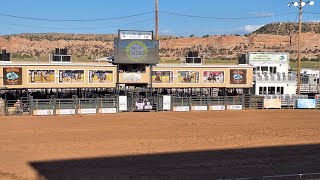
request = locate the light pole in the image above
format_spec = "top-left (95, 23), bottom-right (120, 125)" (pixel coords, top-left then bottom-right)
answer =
top-left (155, 0), bottom-right (159, 40)
top-left (287, 0), bottom-right (315, 95)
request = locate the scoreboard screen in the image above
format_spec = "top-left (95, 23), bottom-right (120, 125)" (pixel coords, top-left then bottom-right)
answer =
top-left (114, 39), bottom-right (159, 64)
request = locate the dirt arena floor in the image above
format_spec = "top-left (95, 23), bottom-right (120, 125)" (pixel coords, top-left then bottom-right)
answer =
top-left (1, 110), bottom-right (320, 180)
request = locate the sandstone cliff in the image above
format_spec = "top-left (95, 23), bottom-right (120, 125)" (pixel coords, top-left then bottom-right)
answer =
top-left (0, 23), bottom-right (319, 61)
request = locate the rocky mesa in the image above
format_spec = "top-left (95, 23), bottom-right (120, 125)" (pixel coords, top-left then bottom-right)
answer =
top-left (0, 22), bottom-right (320, 61)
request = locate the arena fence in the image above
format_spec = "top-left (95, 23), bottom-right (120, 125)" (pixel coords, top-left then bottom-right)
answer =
top-left (0, 94), bottom-right (319, 116)
top-left (220, 172), bottom-right (320, 180)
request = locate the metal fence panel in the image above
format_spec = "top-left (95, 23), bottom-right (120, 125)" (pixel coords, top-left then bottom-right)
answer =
top-left (78, 99), bottom-right (97, 109)
top-left (208, 97), bottom-right (225, 105)
top-left (2, 94), bottom-right (320, 116)
top-left (190, 96), bottom-right (208, 106)
top-left (55, 99), bottom-right (76, 109)
top-left (97, 98), bottom-right (117, 109)
top-left (5, 100), bottom-right (22, 116)
top-left (172, 97), bottom-right (191, 107)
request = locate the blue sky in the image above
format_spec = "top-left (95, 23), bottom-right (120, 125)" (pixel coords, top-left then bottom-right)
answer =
top-left (0, 0), bottom-right (319, 36)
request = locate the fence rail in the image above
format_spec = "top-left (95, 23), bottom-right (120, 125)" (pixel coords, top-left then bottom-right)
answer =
top-left (0, 95), bottom-right (319, 116)
top-left (220, 172), bottom-right (320, 180)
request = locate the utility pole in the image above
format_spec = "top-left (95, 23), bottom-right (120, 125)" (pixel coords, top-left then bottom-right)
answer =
top-left (155, 0), bottom-right (159, 40)
top-left (297, 0), bottom-right (303, 95)
top-left (288, 0), bottom-right (314, 95)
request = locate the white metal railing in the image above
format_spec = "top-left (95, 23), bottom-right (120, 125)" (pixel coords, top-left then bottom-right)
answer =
top-left (254, 73), bottom-right (297, 82)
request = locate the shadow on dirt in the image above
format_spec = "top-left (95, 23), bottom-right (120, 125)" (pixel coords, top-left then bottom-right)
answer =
top-left (29, 144), bottom-right (320, 180)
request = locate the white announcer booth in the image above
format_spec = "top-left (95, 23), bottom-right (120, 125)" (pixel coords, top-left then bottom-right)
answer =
top-left (248, 52), bottom-right (297, 95)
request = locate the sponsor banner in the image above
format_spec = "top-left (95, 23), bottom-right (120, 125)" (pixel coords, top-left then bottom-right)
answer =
top-left (163, 95), bottom-right (171, 110)
top-left (297, 99), bottom-right (316, 109)
top-left (120, 34), bottom-right (152, 40)
top-left (203, 71), bottom-right (224, 84)
top-left (123, 73), bottom-right (141, 83)
top-left (264, 99), bottom-right (281, 109)
top-left (209, 105), bottom-right (226, 111)
top-left (59, 70), bottom-right (84, 83)
top-left (152, 71), bottom-right (173, 83)
top-left (191, 106), bottom-right (208, 111)
top-left (178, 71), bottom-right (199, 83)
top-left (230, 69), bottom-right (247, 84)
top-left (173, 106), bottom-right (190, 112)
top-left (3, 67), bottom-right (22, 85)
top-left (134, 98), bottom-right (154, 111)
top-left (249, 53), bottom-right (288, 62)
top-left (56, 109), bottom-right (76, 115)
top-left (78, 108), bottom-right (97, 114)
top-left (29, 70), bottom-right (55, 83)
top-left (118, 96), bottom-right (128, 111)
top-left (99, 108), bottom-right (117, 114)
top-left (227, 105), bottom-right (243, 110)
top-left (33, 109), bottom-right (54, 116)
top-left (89, 70), bottom-right (113, 83)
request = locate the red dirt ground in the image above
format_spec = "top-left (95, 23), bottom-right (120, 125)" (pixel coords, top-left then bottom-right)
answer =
top-left (0, 110), bottom-right (320, 180)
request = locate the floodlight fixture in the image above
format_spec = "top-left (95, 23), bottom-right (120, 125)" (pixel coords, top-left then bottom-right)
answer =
top-left (309, 1), bottom-right (315, 5)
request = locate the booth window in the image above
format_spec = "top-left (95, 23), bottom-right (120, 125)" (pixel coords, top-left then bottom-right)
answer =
top-left (268, 87), bottom-right (276, 94)
top-left (119, 64), bottom-right (146, 73)
top-left (277, 87), bottom-right (284, 94)
top-left (261, 66), bottom-right (268, 73)
top-left (270, 67), bottom-right (277, 73)
top-left (259, 87), bottom-right (267, 95)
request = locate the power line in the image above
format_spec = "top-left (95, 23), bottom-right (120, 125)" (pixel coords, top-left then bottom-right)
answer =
top-left (160, 11), bottom-right (297, 20)
top-left (0, 10), bottom-right (299, 22)
top-left (3, 18), bottom-right (154, 30)
top-left (304, 11), bottom-right (320, 15)
top-left (0, 11), bottom-right (154, 22)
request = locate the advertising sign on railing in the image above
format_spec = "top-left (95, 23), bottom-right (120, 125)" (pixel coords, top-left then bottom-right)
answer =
top-left (118, 96), bottom-right (128, 111)
top-left (209, 105), bottom-right (225, 111)
top-left (178, 71), bottom-right (199, 83)
top-left (152, 71), bottom-right (173, 83)
top-left (59, 70), bottom-right (84, 83)
top-left (56, 109), bottom-right (76, 115)
top-left (230, 69), bottom-right (247, 84)
top-left (173, 106), bottom-right (190, 112)
top-left (203, 71), bottom-right (224, 84)
top-left (249, 53), bottom-right (288, 62)
top-left (163, 95), bottom-right (171, 110)
top-left (78, 109), bottom-right (97, 114)
top-left (123, 73), bottom-right (141, 83)
top-left (33, 109), bottom-right (54, 116)
top-left (89, 70), bottom-right (113, 83)
top-left (134, 98), bottom-right (154, 111)
top-left (191, 106), bottom-right (208, 111)
top-left (297, 99), bottom-right (316, 109)
top-left (99, 108), bottom-right (117, 114)
top-left (264, 99), bottom-right (281, 109)
top-left (3, 67), bottom-right (23, 85)
top-left (29, 70), bottom-right (55, 83)
top-left (227, 105), bottom-right (243, 110)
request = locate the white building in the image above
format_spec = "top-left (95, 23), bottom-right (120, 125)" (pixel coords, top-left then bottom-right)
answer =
top-left (300, 68), bottom-right (320, 94)
top-left (246, 52), bottom-right (297, 95)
